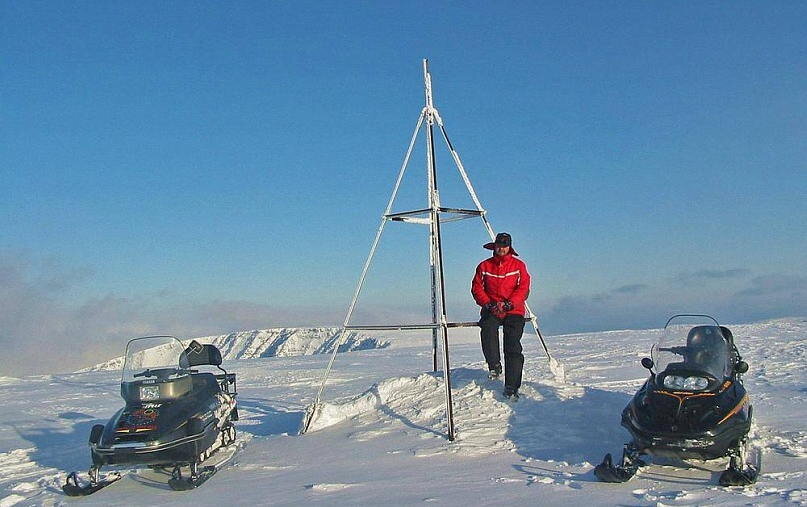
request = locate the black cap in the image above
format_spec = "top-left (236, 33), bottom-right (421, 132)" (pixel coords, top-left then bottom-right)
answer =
top-left (483, 232), bottom-right (518, 255)
top-left (494, 232), bottom-right (511, 247)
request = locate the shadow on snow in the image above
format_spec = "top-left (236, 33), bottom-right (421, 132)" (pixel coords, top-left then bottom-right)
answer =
top-left (234, 397), bottom-right (305, 437)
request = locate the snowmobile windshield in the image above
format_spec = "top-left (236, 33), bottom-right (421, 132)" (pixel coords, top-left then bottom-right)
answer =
top-left (652, 315), bottom-right (730, 388)
top-left (122, 336), bottom-right (190, 384)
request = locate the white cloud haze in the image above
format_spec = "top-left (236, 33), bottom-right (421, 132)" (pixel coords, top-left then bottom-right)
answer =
top-left (0, 252), bottom-right (348, 376)
top-left (1, 251), bottom-right (804, 376)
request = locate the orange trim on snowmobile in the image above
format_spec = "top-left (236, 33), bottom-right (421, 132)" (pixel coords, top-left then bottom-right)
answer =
top-left (655, 390), bottom-right (715, 400)
top-left (670, 391), bottom-right (715, 397)
top-left (654, 390), bottom-right (716, 411)
top-left (717, 393), bottom-right (749, 425)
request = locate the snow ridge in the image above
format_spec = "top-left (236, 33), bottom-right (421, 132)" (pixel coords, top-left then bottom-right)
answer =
top-left (78, 327), bottom-right (387, 372)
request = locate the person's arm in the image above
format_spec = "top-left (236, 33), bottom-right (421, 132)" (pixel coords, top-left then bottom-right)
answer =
top-left (471, 264), bottom-right (491, 307)
top-left (507, 262), bottom-right (531, 307)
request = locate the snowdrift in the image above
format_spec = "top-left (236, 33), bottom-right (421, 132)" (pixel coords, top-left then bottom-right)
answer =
top-left (304, 368), bottom-right (631, 460)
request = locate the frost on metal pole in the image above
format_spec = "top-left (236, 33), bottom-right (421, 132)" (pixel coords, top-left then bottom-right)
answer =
top-left (300, 59), bottom-right (562, 440)
top-left (424, 59), bottom-right (440, 375)
top-left (424, 59), bottom-right (456, 440)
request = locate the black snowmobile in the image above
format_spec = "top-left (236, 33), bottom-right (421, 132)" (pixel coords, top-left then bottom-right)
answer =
top-left (594, 314), bottom-right (759, 486)
top-left (63, 336), bottom-right (239, 495)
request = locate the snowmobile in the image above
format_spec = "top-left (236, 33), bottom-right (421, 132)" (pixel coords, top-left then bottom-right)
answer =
top-left (63, 336), bottom-right (238, 495)
top-left (594, 314), bottom-right (759, 486)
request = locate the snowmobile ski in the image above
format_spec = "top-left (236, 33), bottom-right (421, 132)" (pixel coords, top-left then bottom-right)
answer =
top-left (62, 470), bottom-right (122, 497)
top-left (168, 465), bottom-right (217, 491)
top-left (593, 448), bottom-right (645, 483)
top-left (167, 442), bottom-right (239, 491)
top-left (719, 442), bottom-right (761, 486)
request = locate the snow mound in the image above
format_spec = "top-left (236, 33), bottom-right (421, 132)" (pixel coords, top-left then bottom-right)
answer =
top-left (304, 364), bottom-right (659, 462)
top-left (307, 374), bottom-right (443, 431)
top-left (79, 327), bottom-right (388, 372)
top-left (306, 369), bottom-right (605, 457)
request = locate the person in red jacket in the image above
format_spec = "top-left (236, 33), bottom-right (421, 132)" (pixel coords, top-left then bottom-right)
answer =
top-left (471, 232), bottom-right (531, 399)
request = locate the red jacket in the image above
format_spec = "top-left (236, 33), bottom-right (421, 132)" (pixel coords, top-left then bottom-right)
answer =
top-left (471, 253), bottom-right (531, 316)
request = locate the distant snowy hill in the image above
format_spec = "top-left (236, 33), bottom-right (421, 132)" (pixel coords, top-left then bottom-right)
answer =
top-left (78, 327), bottom-right (388, 372)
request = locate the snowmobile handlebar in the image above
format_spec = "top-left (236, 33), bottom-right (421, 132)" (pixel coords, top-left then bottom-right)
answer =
top-left (133, 367), bottom-right (198, 379)
top-left (657, 346), bottom-right (687, 356)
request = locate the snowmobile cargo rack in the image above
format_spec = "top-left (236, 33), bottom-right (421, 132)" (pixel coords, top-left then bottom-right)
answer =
top-left (214, 372), bottom-right (237, 395)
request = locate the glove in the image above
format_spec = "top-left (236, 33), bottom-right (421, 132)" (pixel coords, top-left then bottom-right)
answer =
top-left (484, 302), bottom-right (507, 318)
top-left (502, 300), bottom-right (513, 312)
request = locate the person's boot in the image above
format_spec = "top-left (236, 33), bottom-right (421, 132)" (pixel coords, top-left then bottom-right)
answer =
top-left (488, 364), bottom-right (502, 380)
top-left (503, 385), bottom-right (519, 401)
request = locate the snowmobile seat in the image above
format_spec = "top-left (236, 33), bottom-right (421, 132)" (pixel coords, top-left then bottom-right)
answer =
top-left (718, 326), bottom-right (743, 366)
top-left (686, 326), bottom-right (724, 348)
top-left (684, 326), bottom-right (731, 374)
top-left (181, 341), bottom-right (235, 394)
top-left (686, 326), bottom-right (727, 356)
top-left (181, 341), bottom-right (223, 368)
top-left (719, 326), bottom-right (734, 345)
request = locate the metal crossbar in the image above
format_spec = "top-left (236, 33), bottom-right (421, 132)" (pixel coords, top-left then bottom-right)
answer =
top-left (385, 208), bottom-right (432, 220)
top-left (344, 321), bottom-right (480, 331)
top-left (438, 207), bottom-right (484, 216)
top-left (385, 207), bottom-right (483, 221)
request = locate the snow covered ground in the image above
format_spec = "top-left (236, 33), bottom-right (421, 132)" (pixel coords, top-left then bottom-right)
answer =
top-left (0, 318), bottom-right (804, 506)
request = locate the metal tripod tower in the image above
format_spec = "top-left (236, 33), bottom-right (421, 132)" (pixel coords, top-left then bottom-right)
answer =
top-left (301, 60), bottom-right (562, 441)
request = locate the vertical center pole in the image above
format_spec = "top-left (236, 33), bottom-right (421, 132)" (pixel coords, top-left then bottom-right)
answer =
top-left (425, 65), bottom-right (439, 374)
top-left (424, 59), bottom-right (456, 441)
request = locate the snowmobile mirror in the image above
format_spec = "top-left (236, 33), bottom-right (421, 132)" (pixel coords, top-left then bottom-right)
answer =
top-left (735, 361), bottom-right (749, 374)
top-left (641, 357), bottom-right (654, 370)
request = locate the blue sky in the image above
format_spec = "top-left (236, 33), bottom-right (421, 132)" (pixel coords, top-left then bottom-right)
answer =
top-left (1, 1), bottom-right (805, 374)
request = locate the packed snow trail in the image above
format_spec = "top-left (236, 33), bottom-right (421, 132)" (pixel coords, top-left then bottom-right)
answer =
top-left (0, 319), bottom-right (804, 505)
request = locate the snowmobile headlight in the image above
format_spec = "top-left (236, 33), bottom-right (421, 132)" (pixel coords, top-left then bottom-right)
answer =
top-left (663, 375), bottom-right (709, 391)
top-left (663, 375), bottom-right (685, 389)
top-left (683, 376), bottom-right (709, 390)
top-left (139, 385), bottom-right (160, 400)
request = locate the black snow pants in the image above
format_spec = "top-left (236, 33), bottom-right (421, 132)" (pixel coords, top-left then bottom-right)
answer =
top-left (479, 311), bottom-right (526, 391)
